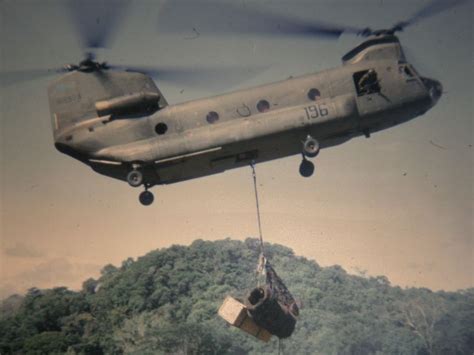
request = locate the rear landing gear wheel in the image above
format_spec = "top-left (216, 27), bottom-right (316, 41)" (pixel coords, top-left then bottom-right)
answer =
top-left (127, 170), bottom-right (143, 187)
top-left (139, 190), bottom-right (154, 206)
top-left (299, 159), bottom-right (315, 177)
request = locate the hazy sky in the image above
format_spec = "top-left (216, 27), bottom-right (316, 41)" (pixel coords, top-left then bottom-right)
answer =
top-left (1, 0), bottom-right (473, 299)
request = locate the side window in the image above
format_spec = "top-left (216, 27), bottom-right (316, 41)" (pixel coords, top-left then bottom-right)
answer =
top-left (307, 88), bottom-right (321, 101)
top-left (353, 69), bottom-right (381, 96)
top-left (206, 111), bottom-right (219, 124)
top-left (256, 99), bottom-right (270, 113)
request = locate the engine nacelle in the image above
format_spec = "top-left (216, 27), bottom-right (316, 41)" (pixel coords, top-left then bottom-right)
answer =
top-left (95, 92), bottom-right (160, 117)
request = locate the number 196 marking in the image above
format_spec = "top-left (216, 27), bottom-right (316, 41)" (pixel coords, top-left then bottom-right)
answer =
top-left (304, 104), bottom-right (329, 120)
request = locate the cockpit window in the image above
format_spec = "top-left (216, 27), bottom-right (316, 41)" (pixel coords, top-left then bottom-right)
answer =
top-left (400, 64), bottom-right (416, 80)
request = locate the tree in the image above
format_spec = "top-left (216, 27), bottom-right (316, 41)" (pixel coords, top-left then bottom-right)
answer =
top-left (398, 291), bottom-right (447, 354)
top-left (1, 239), bottom-right (473, 354)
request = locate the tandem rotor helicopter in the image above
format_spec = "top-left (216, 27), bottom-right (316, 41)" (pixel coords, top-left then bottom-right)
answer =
top-left (12, 1), bottom-right (462, 205)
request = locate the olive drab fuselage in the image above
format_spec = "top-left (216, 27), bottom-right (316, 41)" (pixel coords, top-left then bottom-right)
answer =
top-left (48, 35), bottom-right (442, 188)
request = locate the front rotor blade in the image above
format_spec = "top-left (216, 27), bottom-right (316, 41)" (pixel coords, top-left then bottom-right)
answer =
top-left (396, 0), bottom-right (470, 29)
top-left (158, 1), bottom-right (364, 39)
top-left (67, 0), bottom-right (130, 49)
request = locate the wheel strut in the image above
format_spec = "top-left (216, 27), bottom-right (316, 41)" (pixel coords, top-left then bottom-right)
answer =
top-left (299, 135), bottom-right (318, 177)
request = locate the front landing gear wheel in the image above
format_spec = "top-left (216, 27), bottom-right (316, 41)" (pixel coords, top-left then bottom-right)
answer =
top-left (139, 190), bottom-right (154, 206)
top-left (299, 159), bottom-right (315, 177)
top-left (127, 170), bottom-right (143, 187)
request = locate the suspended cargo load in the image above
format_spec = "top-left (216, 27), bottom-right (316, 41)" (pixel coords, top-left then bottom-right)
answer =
top-left (218, 259), bottom-right (299, 341)
top-left (245, 261), bottom-right (299, 338)
top-left (246, 285), bottom-right (297, 339)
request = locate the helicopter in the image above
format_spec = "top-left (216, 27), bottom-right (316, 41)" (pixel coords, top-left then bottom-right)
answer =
top-left (40, 1), bottom-right (459, 205)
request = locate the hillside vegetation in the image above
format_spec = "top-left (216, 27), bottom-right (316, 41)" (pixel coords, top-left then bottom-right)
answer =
top-left (1, 239), bottom-right (473, 354)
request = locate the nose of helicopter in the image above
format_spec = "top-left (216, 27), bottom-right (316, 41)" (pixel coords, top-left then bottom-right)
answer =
top-left (422, 77), bottom-right (443, 106)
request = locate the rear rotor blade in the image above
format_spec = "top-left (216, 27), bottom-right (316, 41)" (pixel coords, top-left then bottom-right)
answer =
top-left (67, 0), bottom-right (130, 49)
top-left (0, 68), bottom-right (65, 87)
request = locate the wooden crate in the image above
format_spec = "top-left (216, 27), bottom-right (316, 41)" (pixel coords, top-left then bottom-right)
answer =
top-left (218, 296), bottom-right (272, 342)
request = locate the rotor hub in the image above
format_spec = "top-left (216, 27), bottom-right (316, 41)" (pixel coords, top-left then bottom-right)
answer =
top-left (65, 57), bottom-right (108, 73)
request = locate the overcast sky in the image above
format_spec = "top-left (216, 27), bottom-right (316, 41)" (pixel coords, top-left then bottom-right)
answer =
top-left (1, 0), bottom-right (472, 299)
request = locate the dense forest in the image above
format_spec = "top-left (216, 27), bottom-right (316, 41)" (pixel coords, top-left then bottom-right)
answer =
top-left (1, 239), bottom-right (473, 354)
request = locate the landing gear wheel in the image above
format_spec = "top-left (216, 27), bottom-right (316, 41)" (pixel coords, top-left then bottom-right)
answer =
top-left (127, 170), bottom-right (143, 187)
top-left (139, 191), bottom-right (154, 206)
top-left (302, 136), bottom-right (320, 158)
top-left (299, 159), bottom-right (315, 177)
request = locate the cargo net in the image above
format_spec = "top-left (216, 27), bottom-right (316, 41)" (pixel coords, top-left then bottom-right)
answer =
top-left (245, 259), bottom-right (299, 338)
top-left (265, 262), bottom-right (299, 316)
